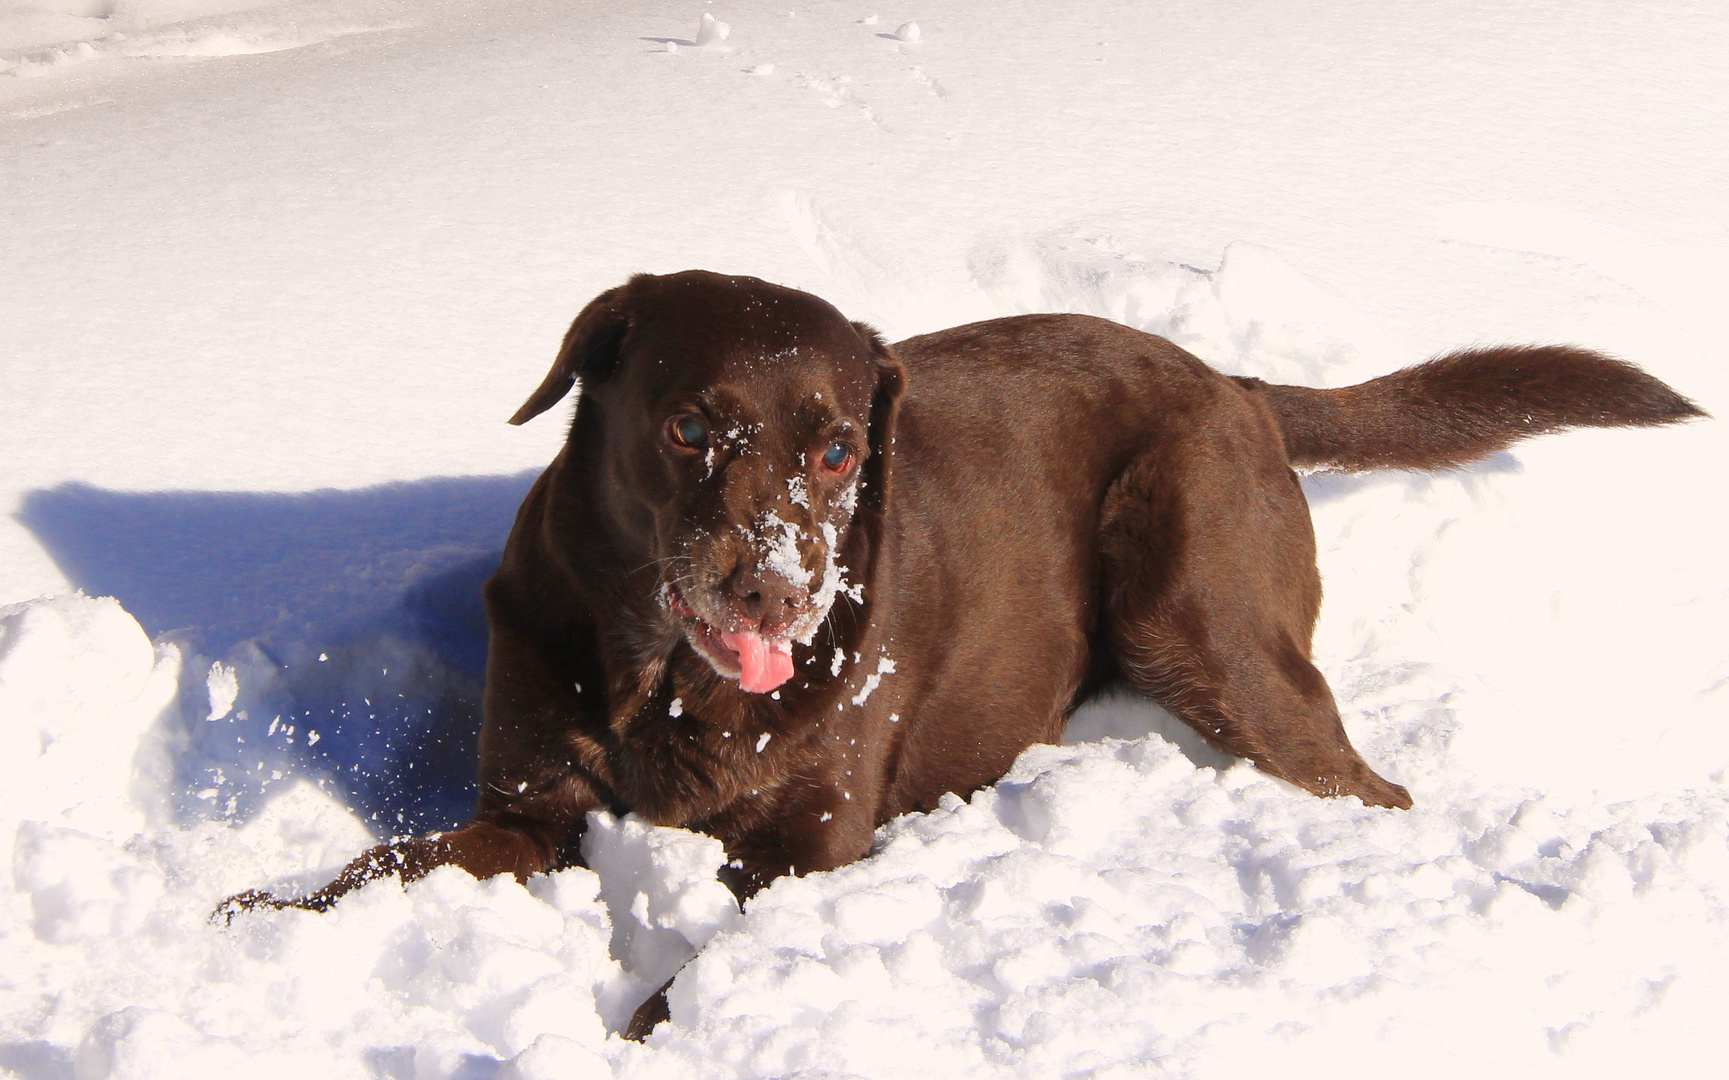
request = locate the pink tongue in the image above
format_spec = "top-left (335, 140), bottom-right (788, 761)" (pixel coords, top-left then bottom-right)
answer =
top-left (721, 631), bottom-right (794, 693)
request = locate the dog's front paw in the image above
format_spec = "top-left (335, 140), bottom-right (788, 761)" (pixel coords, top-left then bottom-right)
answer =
top-left (624, 979), bottom-right (673, 1042)
top-left (211, 888), bottom-right (295, 925)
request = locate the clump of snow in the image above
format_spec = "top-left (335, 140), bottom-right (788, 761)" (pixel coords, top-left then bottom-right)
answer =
top-left (748, 509), bottom-right (856, 646)
top-left (791, 518), bottom-right (853, 645)
top-left (893, 21), bottom-right (920, 43)
top-left (204, 660), bottom-right (238, 721)
top-left (0, 593), bottom-right (182, 860)
top-left (835, 475), bottom-right (860, 513)
top-left (694, 12), bottom-right (730, 48)
top-left (850, 655), bottom-right (896, 706)
top-left (753, 510), bottom-right (812, 589)
top-left (581, 811), bottom-right (743, 1031)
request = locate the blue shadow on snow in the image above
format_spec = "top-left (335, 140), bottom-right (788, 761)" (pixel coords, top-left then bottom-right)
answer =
top-left (18, 472), bottom-right (540, 835)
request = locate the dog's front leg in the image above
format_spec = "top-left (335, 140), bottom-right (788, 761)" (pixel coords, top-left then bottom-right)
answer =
top-left (215, 814), bottom-right (574, 920)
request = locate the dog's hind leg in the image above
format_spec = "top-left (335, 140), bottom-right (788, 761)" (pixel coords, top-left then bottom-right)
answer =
top-left (1098, 396), bottom-right (1411, 810)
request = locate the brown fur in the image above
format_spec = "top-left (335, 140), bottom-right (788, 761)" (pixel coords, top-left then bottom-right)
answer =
top-left (220, 272), bottom-right (1704, 1032)
top-left (1242, 344), bottom-right (1703, 472)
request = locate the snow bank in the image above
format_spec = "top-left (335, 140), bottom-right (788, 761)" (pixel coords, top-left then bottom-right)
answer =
top-left (0, 594), bottom-right (180, 861)
top-left (0, 0), bottom-right (385, 65)
top-left (644, 734), bottom-right (1729, 1078)
top-left (5, 576), bottom-right (1726, 1078)
top-left (0, 594), bottom-right (734, 1077)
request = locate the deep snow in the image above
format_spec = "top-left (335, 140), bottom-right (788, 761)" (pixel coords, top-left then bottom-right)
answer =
top-left (3, 2), bottom-right (1727, 1078)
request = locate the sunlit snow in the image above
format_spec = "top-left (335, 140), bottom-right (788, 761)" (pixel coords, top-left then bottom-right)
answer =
top-left (3, 2), bottom-right (1726, 1078)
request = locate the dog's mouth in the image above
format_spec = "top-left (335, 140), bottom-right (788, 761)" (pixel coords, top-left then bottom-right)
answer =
top-left (665, 584), bottom-right (796, 693)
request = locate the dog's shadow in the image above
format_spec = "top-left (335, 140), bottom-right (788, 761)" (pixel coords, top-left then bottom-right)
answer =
top-left (18, 473), bottom-right (539, 835)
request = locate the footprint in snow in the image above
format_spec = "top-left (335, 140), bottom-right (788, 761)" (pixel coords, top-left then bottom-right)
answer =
top-left (791, 71), bottom-right (887, 129)
top-left (910, 65), bottom-right (946, 99)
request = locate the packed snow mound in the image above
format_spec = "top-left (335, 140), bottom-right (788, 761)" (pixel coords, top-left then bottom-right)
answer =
top-left (648, 738), bottom-right (1729, 1078)
top-left (0, 593), bottom-right (180, 853)
top-left (0, 595), bottom-right (736, 1075)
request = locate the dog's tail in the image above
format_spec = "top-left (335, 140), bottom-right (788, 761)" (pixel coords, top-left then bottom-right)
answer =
top-left (1239, 345), bottom-right (1707, 472)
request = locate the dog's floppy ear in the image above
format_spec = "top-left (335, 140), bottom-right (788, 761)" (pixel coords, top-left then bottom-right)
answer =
top-left (509, 282), bottom-right (638, 425)
top-left (852, 321), bottom-right (906, 517)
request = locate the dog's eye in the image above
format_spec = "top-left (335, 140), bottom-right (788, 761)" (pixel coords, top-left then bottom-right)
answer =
top-left (820, 442), bottom-right (852, 472)
top-left (668, 415), bottom-right (709, 450)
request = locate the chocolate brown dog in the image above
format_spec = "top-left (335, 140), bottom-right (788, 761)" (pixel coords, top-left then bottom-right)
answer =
top-left (224, 270), bottom-right (1701, 1017)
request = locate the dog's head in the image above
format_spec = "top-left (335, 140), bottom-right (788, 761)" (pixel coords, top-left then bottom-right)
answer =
top-left (510, 271), bottom-right (905, 694)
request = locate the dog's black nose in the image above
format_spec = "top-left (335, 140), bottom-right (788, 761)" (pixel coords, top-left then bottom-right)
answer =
top-left (727, 567), bottom-right (807, 632)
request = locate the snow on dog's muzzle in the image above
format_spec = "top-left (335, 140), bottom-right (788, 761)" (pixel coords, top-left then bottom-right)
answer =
top-left (665, 581), bottom-right (802, 694)
top-left (665, 508), bottom-right (857, 694)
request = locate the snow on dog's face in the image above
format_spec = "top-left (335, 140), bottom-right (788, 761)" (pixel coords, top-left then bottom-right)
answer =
top-left (509, 271), bottom-right (904, 694)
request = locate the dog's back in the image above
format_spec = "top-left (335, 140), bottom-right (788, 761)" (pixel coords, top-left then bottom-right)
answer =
top-left (878, 317), bottom-right (1704, 813)
top-left (876, 315), bottom-right (1225, 811)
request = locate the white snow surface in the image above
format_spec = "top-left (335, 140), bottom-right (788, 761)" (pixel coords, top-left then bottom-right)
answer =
top-left (3, 1), bottom-right (1728, 1077)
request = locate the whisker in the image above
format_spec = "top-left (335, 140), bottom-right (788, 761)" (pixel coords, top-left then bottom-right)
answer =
top-left (630, 553), bottom-right (695, 577)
